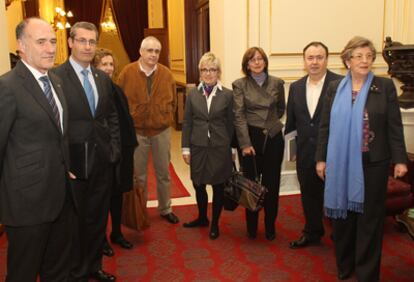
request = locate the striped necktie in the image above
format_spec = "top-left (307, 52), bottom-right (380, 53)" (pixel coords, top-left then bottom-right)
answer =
top-left (39, 76), bottom-right (61, 129)
top-left (81, 69), bottom-right (96, 116)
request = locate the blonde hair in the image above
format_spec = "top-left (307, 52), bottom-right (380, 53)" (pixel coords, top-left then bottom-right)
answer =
top-left (198, 52), bottom-right (221, 78)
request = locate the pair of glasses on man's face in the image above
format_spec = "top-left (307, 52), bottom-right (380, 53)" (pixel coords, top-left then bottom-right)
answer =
top-left (74, 38), bottom-right (98, 46)
top-left (200, 68), bottom-right (218, 74)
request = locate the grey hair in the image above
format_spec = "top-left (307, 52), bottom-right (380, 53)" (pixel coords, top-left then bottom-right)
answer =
top-left (140, 36), bottom-right (162, 51)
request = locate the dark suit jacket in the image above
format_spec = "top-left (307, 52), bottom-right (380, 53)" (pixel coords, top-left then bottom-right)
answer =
top-left (0, 60), bottom-right (70, 226)
top-left (285, 70), bottom-right (342, 168)
top-left (52, 60), bottom-right (120, 175)
top-left (113, 83), bottom-right (138, 193)
top-left (315, 76), bottom-right (408, 164)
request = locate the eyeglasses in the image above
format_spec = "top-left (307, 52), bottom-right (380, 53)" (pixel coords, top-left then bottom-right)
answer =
top-left (350, 53), bottom-right (374, 61)
top-left (145, 48), bottom-right (161, 54)
top-left (249, 57), bottom-right (264, 63)
top-left (200, 68), bottom-right (218, 74)
top-left (74, 38), bottom-right (98, 46)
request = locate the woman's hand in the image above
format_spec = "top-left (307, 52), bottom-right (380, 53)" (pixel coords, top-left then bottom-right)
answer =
top-left (394, 163), bottom-right (408, 178)
top-left (242, 146), bottom-right (256, 156)
top-left (316, 161), bottom-right (326, 181)
top-left (182, 154), bottom-right (190, 165)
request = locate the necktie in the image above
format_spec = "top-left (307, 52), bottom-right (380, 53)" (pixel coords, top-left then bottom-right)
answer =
top-left (81, 69), bottom-right (96, 116)
top-left (39, 76), bottom-right (61, 128)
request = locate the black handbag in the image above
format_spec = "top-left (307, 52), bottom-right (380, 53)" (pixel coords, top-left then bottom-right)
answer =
top-left (224, 158), bottom-right (268, 212)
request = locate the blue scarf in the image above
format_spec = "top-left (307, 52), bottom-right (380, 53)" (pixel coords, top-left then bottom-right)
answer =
top-left (324, 71), bottom-right (374, 219)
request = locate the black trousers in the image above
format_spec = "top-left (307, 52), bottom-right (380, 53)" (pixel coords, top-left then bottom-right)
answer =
top-left (69, 162), bottom-right (112, 281)
top-left (333, 159), bottom-right (389, 282)
top-left (193, 183), bottom-right (224, 227)
top-left (5, 190), bottom-right (75, 282)
top-left (297, 166), bottom-right (325, 240)
top-left (108, 193), bottom-right (123, 239)
top-left (242, 128), bottom-right (284, 235)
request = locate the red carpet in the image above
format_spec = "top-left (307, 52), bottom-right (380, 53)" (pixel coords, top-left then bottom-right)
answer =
top-left (1, 195), bottom-right (413, 281)
top-left (146, 153), bottom-right (190, 201)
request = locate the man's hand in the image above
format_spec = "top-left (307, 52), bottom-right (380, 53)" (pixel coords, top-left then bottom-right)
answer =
top-left (316, 161), bottom-right (326, 181)
top-left (182, 154), bottom-right (190, 165)
top-left (68, 171), bottom-right (77, 180)
top-left (394, 163), bottom-right (408, 178)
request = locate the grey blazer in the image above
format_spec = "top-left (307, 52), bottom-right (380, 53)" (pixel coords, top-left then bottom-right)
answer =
top-left (182, 86), bottom-right (234, 148)
top-left (232, 75), bottom-right (285, 148)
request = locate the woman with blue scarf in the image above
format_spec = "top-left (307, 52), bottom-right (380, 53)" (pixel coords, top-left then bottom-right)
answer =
top-left (315, 36), bottom-right (408, 281)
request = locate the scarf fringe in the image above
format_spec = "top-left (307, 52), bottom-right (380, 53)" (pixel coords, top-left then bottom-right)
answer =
top-left (325, 208), bottom-right (348, 219)
top-left (325, 202), bottom-right (364, 219)
top-left (348, 201), bottom-right (364, 213)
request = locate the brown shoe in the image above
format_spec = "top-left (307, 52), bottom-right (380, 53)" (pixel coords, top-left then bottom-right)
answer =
top-left (396, 210), bottom-right (414, 239)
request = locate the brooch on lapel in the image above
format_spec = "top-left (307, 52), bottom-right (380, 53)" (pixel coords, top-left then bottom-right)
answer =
top-left (369, 84), bottom-right (380, 93)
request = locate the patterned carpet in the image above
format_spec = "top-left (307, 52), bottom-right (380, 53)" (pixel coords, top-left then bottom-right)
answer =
top-left (100, 195), bottom-right (414, 281)
top-left (0, 195), bottom-right (413, 281)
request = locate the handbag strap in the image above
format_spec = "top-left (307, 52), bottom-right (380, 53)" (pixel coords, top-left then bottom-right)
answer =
top-left (252, 156), bottom-right (261, 183)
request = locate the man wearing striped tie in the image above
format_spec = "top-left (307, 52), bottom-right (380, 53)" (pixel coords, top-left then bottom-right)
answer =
top-left (53, 22), bottom-right (120, 282)
top-left (0, 18), bottom-right (76, 281)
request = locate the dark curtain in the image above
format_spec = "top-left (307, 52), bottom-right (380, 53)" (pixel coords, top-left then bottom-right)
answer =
top-left (112, 0), bottom-right (148, 61)
top-left (65, 0), bottom-right (104, 32)
top-left (23, 0), bottom-right (39, 18)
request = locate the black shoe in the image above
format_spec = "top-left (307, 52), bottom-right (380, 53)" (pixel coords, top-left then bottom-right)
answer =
top-left (110, 235), bottom-right (133, 249)
top-left (161, 212), bottom-right (180, 224)
top-left (209, 225), bottom-right (219, 240)
top-left (289, 235), bottom-right (320, 249)
top-left (90, 270), bottom-right (116, 281)
top-left (102, 241), bottom-right (114, 257)
top-left (337, 271), bottom-right (352, 280)
top-left (265, 232), bottom-right (276, 241)
top-left (183, 218), bottom-right (209, 228)
top-left (247, 232), bottom-right (257, 239)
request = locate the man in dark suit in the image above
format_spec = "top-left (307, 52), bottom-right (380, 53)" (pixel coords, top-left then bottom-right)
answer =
top-left (285, 41), bottom-right (342, 249)
top-left (53, 22), bottom-right (120, 282)
top-left (0, 18), bottom-right (75, 281)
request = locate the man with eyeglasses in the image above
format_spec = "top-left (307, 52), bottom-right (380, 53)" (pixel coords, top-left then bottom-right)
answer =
top-left (285, 41), bottom-right (342, 249)
top-left (118, 36), bottom-right (179, 224)
top-left (53, 22), bottom-right (120, 282)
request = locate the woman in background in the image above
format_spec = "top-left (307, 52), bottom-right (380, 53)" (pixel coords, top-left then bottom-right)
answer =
top-left (181, 52), bottom-right (235, 240)
top-left (93, 48), bottom-right (138, 255)
top-left (233, 47), bottom-right (285, 241)
top-left (315, 36), bottom-right (407, 281)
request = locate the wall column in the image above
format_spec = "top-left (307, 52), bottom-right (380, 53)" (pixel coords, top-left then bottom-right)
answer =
top-left (0, 0), bottom-right (11, 75)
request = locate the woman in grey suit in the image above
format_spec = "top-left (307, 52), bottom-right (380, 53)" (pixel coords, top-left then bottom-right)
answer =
top-left (181, 52), bottom-right (234, 240)
top-left (315, 36), bottom-right (407, 281)
top-left (233, 47), bottom-right (285, 241)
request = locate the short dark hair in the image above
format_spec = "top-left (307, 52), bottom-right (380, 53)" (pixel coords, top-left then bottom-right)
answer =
top-left (241, 47), bottom-right (268, 76)
top-left (69, 21), bottom-right (99, 40)
top-left (303, 41), bottom-right (329, 58)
